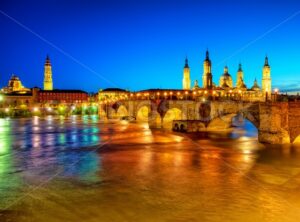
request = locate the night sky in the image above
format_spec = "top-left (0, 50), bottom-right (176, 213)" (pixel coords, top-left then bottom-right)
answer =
top-left (0, 0), bottom-right (300, 93)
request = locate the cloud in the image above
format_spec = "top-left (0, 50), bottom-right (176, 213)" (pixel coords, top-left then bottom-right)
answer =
top-left (273, 80), bottom-right (300, 92)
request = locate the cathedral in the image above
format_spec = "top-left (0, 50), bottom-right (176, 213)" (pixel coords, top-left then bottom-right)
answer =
top-left (182, 50), bottom-right (272, 101)
top-left (1, 74), bottom-right (31, 94)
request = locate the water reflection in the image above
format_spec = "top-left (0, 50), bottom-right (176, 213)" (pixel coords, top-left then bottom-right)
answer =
top-left (1, 117), bottom-right (300, 221)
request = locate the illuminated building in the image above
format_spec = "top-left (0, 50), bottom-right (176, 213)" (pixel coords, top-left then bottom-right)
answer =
top-left (43, 55), bottom-right (53, 91)
top-left (0, 88), bottom-right (39, 109)
top-left (202, 50), bottom-right (213, 89)
top-left (37, 89), bottom-right (88, 104)
top-left (251, 79), bottom-right (261, 91)
top-left (219, 66), bottom-right (233, 89)
top-left (236, 63), bottom-right (247, 89)
top-left (182, 57), bottom-right (191, 90)
top-left (1, 74), bottom-right (30, 94)
top-left (262, 56), bottom-right (272, 99)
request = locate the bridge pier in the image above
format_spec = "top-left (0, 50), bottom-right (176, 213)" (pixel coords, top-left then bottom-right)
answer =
top-left (257, 103), bottom-right (290, 144)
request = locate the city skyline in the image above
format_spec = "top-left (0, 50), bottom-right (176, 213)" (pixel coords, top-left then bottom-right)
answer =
top-left (1, 0), bottom-right (300, 92)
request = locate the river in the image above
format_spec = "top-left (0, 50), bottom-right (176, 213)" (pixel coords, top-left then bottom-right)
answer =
top-left (1, 115), bottom-right (300, 221)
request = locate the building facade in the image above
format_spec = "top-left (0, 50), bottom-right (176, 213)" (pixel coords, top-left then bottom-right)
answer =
top-left (37, 89), bottom-right (88, 104)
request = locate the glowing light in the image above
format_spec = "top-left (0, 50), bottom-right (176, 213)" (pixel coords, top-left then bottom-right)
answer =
top-left (204, 90), bottom-right (207, 94)
top-left (33, 107), bottom-right (39, 112)
top-left (274, 88), bottom-right (279, 93)
top-left (47, 107), bottom-right (52, 112)
top-left (185, 91), bottom-right (188, 95)
top-left (0, 95), bottom-right (3, 101)
top-left (5, 108), bottom-right (9, 113)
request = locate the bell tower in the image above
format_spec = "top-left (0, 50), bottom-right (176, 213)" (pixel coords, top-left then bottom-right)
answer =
top-left (262, 56), bottom-right (271, 99)
top-left (43, 55), bottom-right (53, 91)
top-left (236, 63), bottom-right (244, 88)
top-left (202, 50), bottom-right (213, 89)
top-left (182, 57), bottom-right (191, 90)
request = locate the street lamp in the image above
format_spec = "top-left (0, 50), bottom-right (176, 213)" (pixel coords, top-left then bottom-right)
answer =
top-left (274, 88), bottom-right (279, 102)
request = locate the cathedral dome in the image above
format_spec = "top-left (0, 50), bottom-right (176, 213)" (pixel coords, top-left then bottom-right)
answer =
top-left (219, 66), bottom-right (233, 88)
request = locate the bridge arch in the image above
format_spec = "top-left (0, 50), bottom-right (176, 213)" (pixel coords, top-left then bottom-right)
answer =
top-left (116, 105), bottom-right (129, 118)
top-left (207, 112), bottom-right (259, 131)
top-left (292, 135), bottom-right (300, 144)
top-left (162, 107), bottom-right (185, 129)
top-left (136, 105), bottom-right (149, 122)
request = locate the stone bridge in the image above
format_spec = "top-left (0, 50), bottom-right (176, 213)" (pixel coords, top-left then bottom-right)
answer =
top-left (99, 99), bottom-right (300, 144)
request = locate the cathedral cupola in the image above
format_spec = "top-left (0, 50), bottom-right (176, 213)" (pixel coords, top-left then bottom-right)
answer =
top-left (219, 65), bottom-right (233, 88)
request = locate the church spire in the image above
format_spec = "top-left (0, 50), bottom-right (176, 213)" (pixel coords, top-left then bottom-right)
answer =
top-left (264, 55), bottom-right (269, 67)
top-left (238, 63), bottom-right (242, 72)
top-left (45, 54), bottom-right (51, 66)
top-left (184, 57), bottom-right (189, 68)
top-left (205, 49), bottom-right (210, 61)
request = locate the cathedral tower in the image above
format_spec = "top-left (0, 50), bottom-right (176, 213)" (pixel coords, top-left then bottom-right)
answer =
top-left (202, 50), bottom-right (213, 89)
top-left (182, 57), bottom-right (191, 90)
top-left (262, 56), bottom-right (271, 99)
top-left (43, 55), bottom-right (53, 91)
top-left (236, 63), bottom-right (244, 88)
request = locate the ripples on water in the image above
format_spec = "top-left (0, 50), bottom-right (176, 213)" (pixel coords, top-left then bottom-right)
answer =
top-left (1, 115), bottom-right (300, 222)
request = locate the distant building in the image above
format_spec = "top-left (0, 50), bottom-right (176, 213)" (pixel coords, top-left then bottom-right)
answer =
top-left (202, 50), bottom-right (213, 89)
top-left (37, 89), bottom-right (88, 104)
top-left (0, 88), bottom-right (39, 109)
top-left (262, 56), bottom-right (272, 99)
top-left (1, 74), bottom-right (31, 94)
top-left (219, 66), bottom-right (233, 89)
top-left (184, 51), bottom-right (272, 101)
top-left (43, 55), bottom-right (53, 91)
top-left (182, 58), bottom-right (191, 90)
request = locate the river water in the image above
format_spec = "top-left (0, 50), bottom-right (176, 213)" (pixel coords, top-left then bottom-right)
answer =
top-left (1, 115), bottom-right (300, 221)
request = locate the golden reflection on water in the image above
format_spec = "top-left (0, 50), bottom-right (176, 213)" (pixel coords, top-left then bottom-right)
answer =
top-left (1, 117), bottom-right (300, 221)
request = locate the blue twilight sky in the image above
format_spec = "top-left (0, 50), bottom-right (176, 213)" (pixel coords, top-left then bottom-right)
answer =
top-left (0, 0), bottom-right (300, 93)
